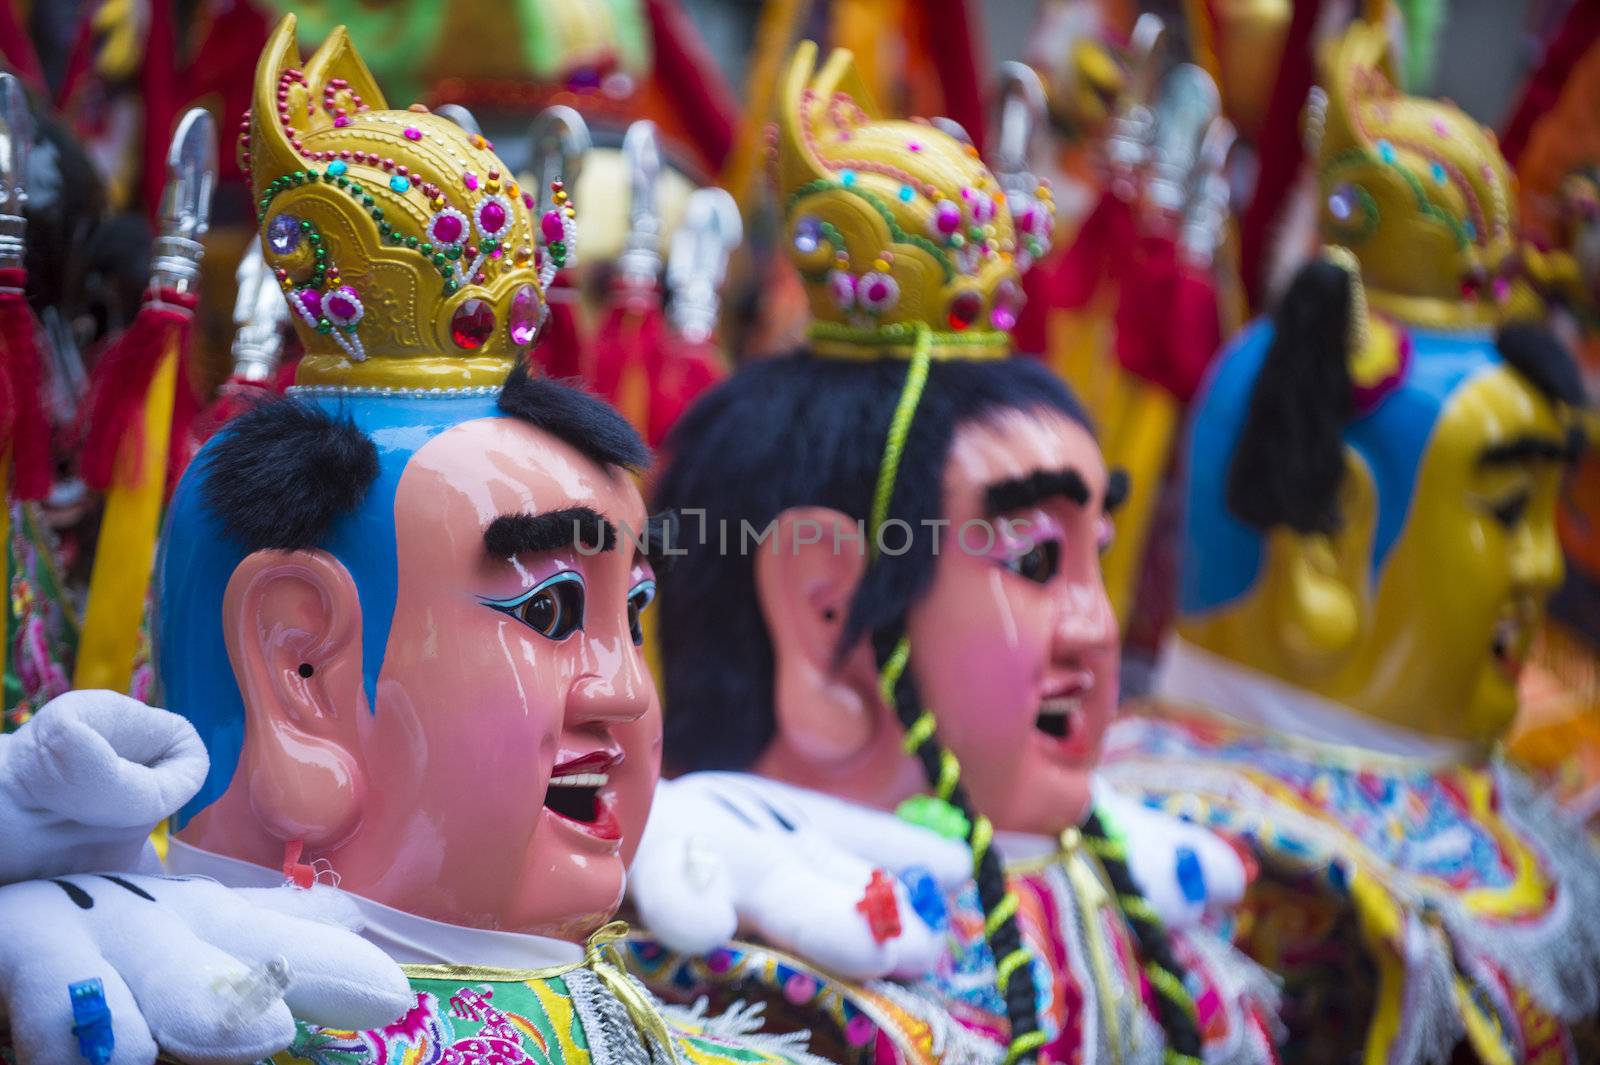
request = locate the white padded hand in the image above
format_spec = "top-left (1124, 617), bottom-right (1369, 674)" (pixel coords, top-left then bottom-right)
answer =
top-left (0, 874), bottom-right (411, 1065)
top-left (630, 773), bottom-right (970, 981)
top-left (0, 691), bottom-right (208, 884)
top-left (1094, 779), bottom-right (1246, 929)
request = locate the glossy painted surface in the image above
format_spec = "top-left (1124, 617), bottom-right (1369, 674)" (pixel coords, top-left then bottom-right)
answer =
top-left (756, 407), bottom-right (1118, 835)
top-left (1182, 361), bottom-right (1568, 744)
top-left (178, 415), bottom-right (660, 940)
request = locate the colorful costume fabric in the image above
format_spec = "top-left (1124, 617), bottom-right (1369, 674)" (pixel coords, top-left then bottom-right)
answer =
top-left (3, 968), bottom-right (824, 1065)
top-left (628, 821), bottom-right (1281, 1065)
top-left (1104, 656), bottom-right (1600, 1065)
top-left (267, 966), bottom-right (825, 1065)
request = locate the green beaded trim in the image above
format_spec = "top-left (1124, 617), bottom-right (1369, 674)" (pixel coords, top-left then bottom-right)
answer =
top-left (806, 320), bottom-right (1009, 357)
top-left (256, 167), bottom-right (464, 296)
top-left (1322, 148), bottom-right (1469, 249)
top-left (785, 178), bottom-right (955, 282)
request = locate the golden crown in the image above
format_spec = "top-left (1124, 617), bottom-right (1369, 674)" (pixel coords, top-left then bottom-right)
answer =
top-left (245, 15), bottom-right (576, 389)
top-left (774, 42), bottom-right (1054, 360)
top-left (1315, 22), bottom-right (1516, 329)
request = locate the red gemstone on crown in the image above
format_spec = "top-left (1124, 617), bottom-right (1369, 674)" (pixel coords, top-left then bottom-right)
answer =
top-left (450, 299), bottom-right (495, 350)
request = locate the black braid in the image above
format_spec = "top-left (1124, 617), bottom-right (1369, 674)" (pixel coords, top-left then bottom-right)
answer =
top-left (876, 630), bottom-right (1044, 1064)
top-left (1081, 810), bottom-right (1204, 1064)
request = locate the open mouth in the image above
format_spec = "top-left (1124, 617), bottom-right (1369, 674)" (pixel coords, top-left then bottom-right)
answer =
top-left (1490, 612), bottom-right (1530, 681)
top-left (1035, 672), bottom-right (1094, 744)
top-left (544, 750), bottom-right (622, 840)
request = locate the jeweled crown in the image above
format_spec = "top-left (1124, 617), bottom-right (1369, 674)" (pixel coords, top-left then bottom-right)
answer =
top-left (775, 42), bottom-right (1054, 360)
top-left (244, 16), bottom-right (576, 389)
top-left (1315, 22), bottom-right (1516, 329)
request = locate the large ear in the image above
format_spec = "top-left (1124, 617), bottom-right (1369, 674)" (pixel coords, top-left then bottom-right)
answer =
top-left (1260, 448), bottom-right (1377, 673)
top-left (753, 507), bottom-right (883, 765)
top-left (223, 548), bottom-right (368, 850)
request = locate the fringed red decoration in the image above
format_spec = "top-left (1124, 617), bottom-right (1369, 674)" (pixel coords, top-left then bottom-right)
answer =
top-left (1114, 235), bottom-right (1221, 404)
top-left (0, 268), bottom-right (52, 500)
top-left (79, 288), bottom-right (200, 494)
top-left (593, 294), bottom-right (667, 441)
top-left (1013, 191), bottom-right (1137, 361)
top-left (649, 336), bottom-right (724, 449)
top-left (533, 277), bottom-right (585, 381)
top-left (1236, 0), bottom-right (1324, 307)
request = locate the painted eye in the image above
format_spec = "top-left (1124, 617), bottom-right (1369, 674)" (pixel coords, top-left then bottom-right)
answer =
top-left (627, 579), bottom-right (657, 647)
top-left (1490, 491), bottom-right (1531, 528)
top-left (487, 572), bottom-right (585, 641)
top-left (1004, 540), bottom-right (1061, 585)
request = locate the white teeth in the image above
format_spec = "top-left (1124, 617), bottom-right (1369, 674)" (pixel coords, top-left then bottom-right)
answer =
top-left (549, 772), bottom-right (608, 788)
top-left (1038, 696), bottom-right (1083, 717)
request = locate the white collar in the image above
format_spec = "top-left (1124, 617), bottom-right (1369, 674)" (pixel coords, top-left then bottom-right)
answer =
top-left (1152, 635), bottom-right (1477, 764)
top-left (166, 838), bottom-right (584, 970)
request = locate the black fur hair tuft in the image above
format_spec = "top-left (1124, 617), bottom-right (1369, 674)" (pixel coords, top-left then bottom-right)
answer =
top-left (498, 364), bottom-right (650, 473)
top-left (1226, 258), bottom-right (1355, 535)
top-left (198, 398), bottom-right (379, 551)
top-left (1496, 322), bottom-right (1586, 409)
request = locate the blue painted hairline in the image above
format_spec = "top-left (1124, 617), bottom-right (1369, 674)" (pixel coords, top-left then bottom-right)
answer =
top-left (155, 392), bottom-right (503, 827)
top-left (1179, 320), bottom-right (1502, 616)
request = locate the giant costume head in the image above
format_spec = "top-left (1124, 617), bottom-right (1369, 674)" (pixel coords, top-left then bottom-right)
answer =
top-left (1178, 25), bottom-right (1585, 745)
top-left (654, 43), bottom-right (1204, 1064)
top-left (155, 16), bottom-right (661, 942)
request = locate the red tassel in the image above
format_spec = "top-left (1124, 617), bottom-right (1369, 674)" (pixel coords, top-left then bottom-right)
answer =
top-left (592, 294), bottom-right (668, 437)
top-left (79, 288), bottom-right (200, 493)
top-left (187, 378), bottom-right (274, 453)
top-left (0, 268), bottom-right (52, 500)
top-left (533, 276), bottom-right (585, 381)
top-left (648, 336), bottom-right (724, 449)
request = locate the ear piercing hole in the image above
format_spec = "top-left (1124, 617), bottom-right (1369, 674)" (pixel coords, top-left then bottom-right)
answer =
top-left (298, 663), bottom-right (315, 678)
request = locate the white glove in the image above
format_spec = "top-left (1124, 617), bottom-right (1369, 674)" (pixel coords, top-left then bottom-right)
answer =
top-left (0, 873), bottom-right (412, 1065)
top-left (0, 691), bottom-right (208, 884)
top-left (629, 773), bottom-right (971, 981)
top-left (1093, 778), bottom-right (1247, 929)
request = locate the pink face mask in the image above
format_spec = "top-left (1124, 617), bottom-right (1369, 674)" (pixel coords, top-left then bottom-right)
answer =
top-left (905, 408), bottom-right (1119, 836)
top-left (756, 406), bottom-right (1118, 837)
top-left (184, 415), bottom-right (662, 941)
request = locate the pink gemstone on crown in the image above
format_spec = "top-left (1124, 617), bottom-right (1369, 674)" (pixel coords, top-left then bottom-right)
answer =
top-left (430, 212), bottom-right (465, 245)
top-left (298, 289), bottom-right (323, 317)
top-left (508, 284), bottom-right (541, 347)
top-left (479, 201), bottom-right (508, 234)
top-left (404, 127), bottom-right (422, 141)
top-left (541, 210), bottom-right (564, 242)
top-left (463, 172), bottom-right (479, 191)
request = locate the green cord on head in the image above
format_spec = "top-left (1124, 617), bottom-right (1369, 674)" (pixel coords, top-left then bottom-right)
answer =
top-left (868, 325), bottom-right (932, 563)
top-left (880, 636), bottom-right (912, 708)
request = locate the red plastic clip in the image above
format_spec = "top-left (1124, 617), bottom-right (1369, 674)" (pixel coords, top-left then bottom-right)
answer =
top-left (283, 840), bottom-right (316, 889)
top-left (856, 869), bottom-right (903, 944)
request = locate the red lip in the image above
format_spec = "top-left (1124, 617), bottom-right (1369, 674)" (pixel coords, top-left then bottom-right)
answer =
top-left (544, 791), bottom-right (622, 841)
top-left (551, 749), bottom-right (622, 776)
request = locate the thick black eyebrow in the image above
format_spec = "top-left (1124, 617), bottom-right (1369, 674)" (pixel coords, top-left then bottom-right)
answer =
top-left (1105, 468), bottom-right (1131, 513)
top-left (483, 507), bottom-right (616, 557)
top-left (1478, 433), bottom-right (1579, 468)
top-left (984, 468), bottom-right (1090, 517)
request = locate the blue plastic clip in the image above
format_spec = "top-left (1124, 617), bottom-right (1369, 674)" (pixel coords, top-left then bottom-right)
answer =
top-left (898, 865), bottom-right (949, 933)
top-left (1175, 846), bottom-right (1207, 904)
top-left (68, 978), bottom-right (113, 1065)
